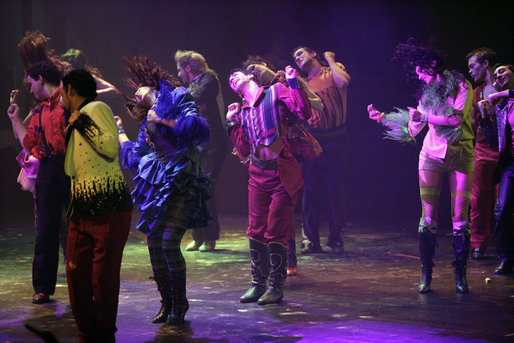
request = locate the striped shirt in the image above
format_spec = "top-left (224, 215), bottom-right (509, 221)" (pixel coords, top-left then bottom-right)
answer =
top-left (304, 64), bottom-right (347, 129)
top-left (240, 81), bottom-right (311, 154)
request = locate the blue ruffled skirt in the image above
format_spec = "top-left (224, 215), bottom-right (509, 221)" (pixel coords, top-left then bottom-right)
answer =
top-left (131, 148), bottom-right (212, 237)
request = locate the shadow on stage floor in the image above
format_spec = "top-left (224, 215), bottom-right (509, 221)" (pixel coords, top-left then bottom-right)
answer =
top-left (0, 212), bottom-right (513, 342)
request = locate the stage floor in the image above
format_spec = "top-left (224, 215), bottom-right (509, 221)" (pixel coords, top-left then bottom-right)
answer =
top-left (0, 213), bottom-right (513, 342)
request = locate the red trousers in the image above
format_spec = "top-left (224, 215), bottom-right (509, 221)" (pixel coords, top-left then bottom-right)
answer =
top-left (66, 210), bottom-right (131, 343)
top-left (247, 164), bottom-right (296, 246)
top-left (470, 158), bottom-right (498, 249)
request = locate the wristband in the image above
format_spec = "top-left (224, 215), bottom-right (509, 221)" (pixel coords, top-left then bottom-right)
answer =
top-left (420, 113), bottom-right (428, 123)
top-left (118, 126), bottom-right (125, 134)
top-left (287, 78), bottom-right (300, 89)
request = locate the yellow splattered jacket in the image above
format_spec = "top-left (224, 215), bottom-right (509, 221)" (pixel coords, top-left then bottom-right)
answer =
top-left (64, 101), bottom-right (132, 218)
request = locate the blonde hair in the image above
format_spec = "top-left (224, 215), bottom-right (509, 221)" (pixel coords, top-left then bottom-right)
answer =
top-left (174, 50), bottom-right (215, 75)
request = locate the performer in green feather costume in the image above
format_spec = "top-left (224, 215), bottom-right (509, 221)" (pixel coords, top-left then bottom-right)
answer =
top-left (367, 38), bottom-right (474, 294)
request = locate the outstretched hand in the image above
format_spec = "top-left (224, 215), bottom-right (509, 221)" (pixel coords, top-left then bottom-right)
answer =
top-left (367, 104), bottom-right (384, 123)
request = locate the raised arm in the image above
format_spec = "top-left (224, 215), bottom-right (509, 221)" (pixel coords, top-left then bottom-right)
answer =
top-left (323, 52), bottom-right (351, 89)
top-left (7, 103), bottom-right (29, 148)
top-left (277, 66), bottom-right (312, 121)
top-left (94, 74), bottom-right (123, 96)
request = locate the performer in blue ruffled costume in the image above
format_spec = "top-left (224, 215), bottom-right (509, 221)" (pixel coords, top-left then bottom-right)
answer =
top-left (116, 56), bottom-right (211, 325)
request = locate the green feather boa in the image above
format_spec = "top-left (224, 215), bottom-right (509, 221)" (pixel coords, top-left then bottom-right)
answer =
top-left (381, 70), bottom-right (462, 144)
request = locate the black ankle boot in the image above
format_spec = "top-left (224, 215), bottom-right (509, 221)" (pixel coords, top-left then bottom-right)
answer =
top-left (418, 228), bottom-right (436, 293)
top-left (167, 293), bottom-right (188, 325)
top-left (452, 229), bottom-right (470, 294)
top-left (152, 301), bottom-right (172, 323)
top-left (258, 242), bottom-right (287, 305)
top-left (240, 239), bottom-right (269, 303)
top-left (168, 276), bottom-right (188, 325)
top-left (150, 276), bottom-right (172, 323)
top-left (240, 285), bottom-right (267, 303)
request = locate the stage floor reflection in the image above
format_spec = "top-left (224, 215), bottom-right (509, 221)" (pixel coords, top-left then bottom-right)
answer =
top-left (1, 212), bottom-right (513, 342)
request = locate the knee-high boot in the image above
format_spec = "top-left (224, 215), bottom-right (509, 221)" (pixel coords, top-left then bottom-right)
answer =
top-left (167, 275), bottom-right (188, 325)
top-left (418, 227), bottom-right (436, 293)
top-left (258, 242), bottom-right (287, 305)
top-left (151, 275), bottom-right (173, 323)
top-left (452, 228), bottom-right (470, 293)
top-left (240, 239), bottom-right (269, 303)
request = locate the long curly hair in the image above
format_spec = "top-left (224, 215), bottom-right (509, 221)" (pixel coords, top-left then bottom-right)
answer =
top-left (122, 56), bottom-right (182, 123)
top-left (17, 31), bottom-right (71, 74)
top-left (382, 38), bottom-right (467, 144)
top-left (393, 38), bottom-right (447, 85)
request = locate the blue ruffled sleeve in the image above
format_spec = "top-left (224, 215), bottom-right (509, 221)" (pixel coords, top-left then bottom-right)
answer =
top-left (169, 87), bottom-right (210, 147)
top-left (119, 127), bottom-right (151, 170)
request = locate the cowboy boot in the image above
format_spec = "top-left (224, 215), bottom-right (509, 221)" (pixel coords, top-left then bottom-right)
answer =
top-left (452, 228), bottom-right (470, 294)
top-left (167, 276), bottom-right (188, 325)
top-left (418, 227), bottom-right (436, 293)
top-left (287, 237), bottom-right (298, 276)
top-left (150, 275), bottom-right (173, 323)
top-left (240, 239), bottom-right (269, 303)
top-left (258, 242), bottom-right (287, 305)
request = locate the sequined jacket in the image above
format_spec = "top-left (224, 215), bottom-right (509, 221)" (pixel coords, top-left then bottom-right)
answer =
top-left (65, 100), bottom-right (132, 218)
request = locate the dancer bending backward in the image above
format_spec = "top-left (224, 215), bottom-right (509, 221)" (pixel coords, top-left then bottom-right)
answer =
top-left (117, 57), bottom-right (211, 324)
top-left (367, 39), bottom-right (474, 293)
top-left (241, 55), bottom-right (323, 277)
top-left (226, 65), bottom-right (311, 304)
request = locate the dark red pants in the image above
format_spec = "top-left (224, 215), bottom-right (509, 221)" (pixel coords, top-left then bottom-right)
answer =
top-left (66, 210), bottom-right (131, 343)
top-left (247, 164), bottom-right (295, 246)
top-left (470, 158), bottom-right (498, 249)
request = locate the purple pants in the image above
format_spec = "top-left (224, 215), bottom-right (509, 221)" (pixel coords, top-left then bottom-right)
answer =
top-left (247, 164), bottom-right (295, 246)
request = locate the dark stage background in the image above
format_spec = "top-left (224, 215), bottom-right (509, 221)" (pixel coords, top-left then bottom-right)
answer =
top-left (1, 0), bottom-right (513, 230)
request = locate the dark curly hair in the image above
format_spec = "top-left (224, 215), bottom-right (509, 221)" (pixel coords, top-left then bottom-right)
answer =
top-left (62, 69), bottom-right (97, 101)
top-left (393, 38), bottom-right (447, 82)
top-left (26, 61), bottom-right (62, 86)
top-left (393, 38), bottom-right (468, 101)
top-left (122, 56), bottom-right (182, 123)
